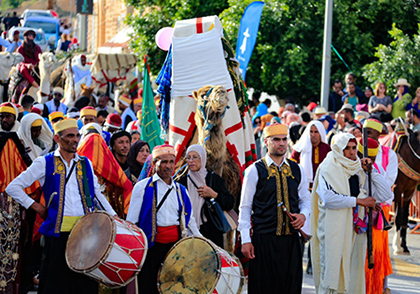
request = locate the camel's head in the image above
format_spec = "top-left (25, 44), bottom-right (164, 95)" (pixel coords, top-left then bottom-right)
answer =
top-left (39, 52), bottom-right (56, 69)
top-left (80, 84), bottom-right (95, 96)
top-left (0, 52), bottom-right (24, 68)
top-left (193, 85), bottom-right (229, 129)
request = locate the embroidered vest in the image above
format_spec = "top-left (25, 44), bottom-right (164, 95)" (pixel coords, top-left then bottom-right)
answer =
top-left (253, 159), bottom-right (301, 235)
top-left (40, 152), bottom-right (96, 238)
top-left (137, 177), bottom-right (192, 247)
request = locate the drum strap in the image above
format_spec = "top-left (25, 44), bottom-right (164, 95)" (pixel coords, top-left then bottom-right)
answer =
top-left (65, 161), bottom-right (77, 185)
top-left (154, 181), bottom-right (173, 213)
top-left (81, 157), bottom-right (94, 211)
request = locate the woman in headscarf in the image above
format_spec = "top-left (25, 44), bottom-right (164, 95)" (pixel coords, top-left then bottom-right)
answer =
top-left (127, 140), bottom-right (150, 183)
top-left (80, 122), bottom-right (103, 142)
top-left (176, 145), bottom-right (234, 247)
top-left (17, 113), bottom-right (53, 161)
top-left (318, 114), bottom-right (337, 144)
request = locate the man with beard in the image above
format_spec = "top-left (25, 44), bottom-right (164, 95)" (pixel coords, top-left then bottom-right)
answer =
top-left (80, 106), bottom-right (97, 125)
top-left (96, 94), bottom-right (117, 115)
top-left (6, 119), bottom-right (116, 294)
top-left (0, 102), bottom-right (20, 132)
top-left (17, 30), bottom-right (42, 89)
top-left (72, 55), bottom-right (92, 97)
top-left (311, 133), bottom-right (392, 294)
top-left (45, 87), bottom-right (68, 114)
top-left (127, 144), bottom-right (201, 294)
top-left (110, 130), bottom-right (131, 179)
top-left (72, 54), bottom-right (92, 87)
top-left (239, 123), bottom-right (311, 294)
top-left (290, 121), bottom-right (332, 274)
top-left (342, 83), bottom-right (361, 110)
top-left (291, 121), bottom-right (331, 190)
top-left (337, 104), bottom-right (361, 133)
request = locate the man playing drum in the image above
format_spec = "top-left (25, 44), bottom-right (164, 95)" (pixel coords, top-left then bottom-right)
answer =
top-left (238, 123), bottom-right (311, 294)
top-left (6, 119), bottom-right (116, 294)
top-left (127, 144), bottom-right (201, 294)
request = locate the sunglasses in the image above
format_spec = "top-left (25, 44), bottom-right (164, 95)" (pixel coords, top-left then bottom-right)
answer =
top-left (186, 155), bottom-right (200, 161)
top-left (53, 93), bottom-right (63, 97)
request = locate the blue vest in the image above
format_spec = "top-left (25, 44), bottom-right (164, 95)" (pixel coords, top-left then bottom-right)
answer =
top-left (137, 177), bottom-right (192, 247)
top-left (40, 152), bottom-right (96, 238)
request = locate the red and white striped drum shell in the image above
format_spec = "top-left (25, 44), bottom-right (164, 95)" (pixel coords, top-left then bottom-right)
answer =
top-left (65, 211), bottom-right (148, 288)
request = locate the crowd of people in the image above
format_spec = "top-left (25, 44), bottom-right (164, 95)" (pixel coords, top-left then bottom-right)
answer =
top-left (244, 72), bottom-right (420, 294)
top-left (0, 62), bottom-right (418, 294)
top-left (0, 12), bottom-right (77, 53)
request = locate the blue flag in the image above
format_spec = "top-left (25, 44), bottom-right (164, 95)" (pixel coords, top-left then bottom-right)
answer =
top-left (236, 1), bottom-right (265, 80)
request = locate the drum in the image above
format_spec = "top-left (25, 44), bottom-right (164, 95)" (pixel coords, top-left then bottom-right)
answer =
top-left (158, 236), bottom-right (244, 294)
top-left (65, 211), bottom-right (148, 288)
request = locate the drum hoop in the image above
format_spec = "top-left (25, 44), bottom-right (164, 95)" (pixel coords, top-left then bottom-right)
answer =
top-left (157, 236), bottom-right (222, 294)
top-left (65, 211), bottom-right (116, 273)
top-left (218, 250), bottom-right (245, 294)
top-left (79, 218), bottom-right (149, 288)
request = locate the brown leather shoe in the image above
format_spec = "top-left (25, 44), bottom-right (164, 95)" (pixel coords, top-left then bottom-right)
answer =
top-left (383, 288), bottom-right (391, 294)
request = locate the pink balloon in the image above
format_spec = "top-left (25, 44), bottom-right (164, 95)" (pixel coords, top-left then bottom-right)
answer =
top-left (155, 27), bottom-right (174, 51)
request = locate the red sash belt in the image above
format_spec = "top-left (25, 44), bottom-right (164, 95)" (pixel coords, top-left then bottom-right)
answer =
top-left (155, 225), bottom-right (179, 244)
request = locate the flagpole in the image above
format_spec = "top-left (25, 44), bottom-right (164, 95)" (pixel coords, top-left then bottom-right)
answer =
top-left (320, 0), bottom-right (333, 110)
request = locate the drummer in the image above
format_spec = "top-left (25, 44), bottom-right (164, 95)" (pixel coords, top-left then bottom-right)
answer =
top-left (6, 119), bottom-right (116, 294)
top-left (127, 144), bottom-right (201, 294)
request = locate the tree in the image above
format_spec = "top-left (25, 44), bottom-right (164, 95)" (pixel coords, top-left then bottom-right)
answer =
top-left (125, 0), bottom-right (229, 75)
top-left (126, 0), bottom-right (420, 104)
top-left (363, 24), bottom-right (420, 98)
top-left (220, 0), bottom-right (420, 103)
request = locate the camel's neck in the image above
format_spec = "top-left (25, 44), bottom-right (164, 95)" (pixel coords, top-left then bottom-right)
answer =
top-left (64, 73), bottom-right (75, 108)
top-left (39, 66), bottom-right (51, 94)
top-left (0, 65), bottom-right (12, 81)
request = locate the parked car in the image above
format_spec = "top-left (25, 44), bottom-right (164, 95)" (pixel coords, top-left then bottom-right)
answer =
top-left (22, 16), bottom-right (60, 50)
top-left (7, 27), bottom-right (49, 52)
top-left (21, 9), bottom-right (54, 20)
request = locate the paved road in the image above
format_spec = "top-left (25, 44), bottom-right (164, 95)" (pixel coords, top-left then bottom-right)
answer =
top-left (302, 226), bottom-right (420, 294)
top-left (29, 226), bottom-right (419, 294)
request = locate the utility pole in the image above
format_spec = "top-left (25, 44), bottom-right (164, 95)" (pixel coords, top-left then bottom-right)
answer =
top-left (78, 14), bottom-right (87, 51)
top-left (320, 0), bottom-right (333, 110)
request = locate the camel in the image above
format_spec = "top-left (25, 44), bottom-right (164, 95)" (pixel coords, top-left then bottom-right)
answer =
top-left (36, 52), bottom-right (56, 104)
top-left (191, 85), bottom-right (242, 199)
top-left (80, 83), bottom-right (97, 106)
top-left (0, 52), bottom-right (24, 103)
top-left (174, 85), bottom-right (242, 252)
top-left (63, 58), bottom-right (76, 109)
top-left (58, 54), bottom-right (138, 109)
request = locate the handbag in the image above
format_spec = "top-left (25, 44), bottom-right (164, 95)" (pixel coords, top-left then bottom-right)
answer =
top-left (188, 174), bottom-right (232, 234)
top-left (205, 198), bottom-right (232, 234)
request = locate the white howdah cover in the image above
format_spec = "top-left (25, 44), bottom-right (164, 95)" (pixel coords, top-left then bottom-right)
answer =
top-left (168, 16), bottom-right (255, 172)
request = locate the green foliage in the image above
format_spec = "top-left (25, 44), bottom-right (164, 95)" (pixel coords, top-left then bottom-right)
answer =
top-left (363, 24), bottom-right (420, 98)
top-left (221, 0), bottom-right (420, 103)
top-left (126, 0), bottom-right (420, 104)
top-left (0, 0), bottom-right (25, 10)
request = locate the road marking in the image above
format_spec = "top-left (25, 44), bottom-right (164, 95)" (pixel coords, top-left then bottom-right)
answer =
top-left (393, 258), bottom-right (420, 277)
